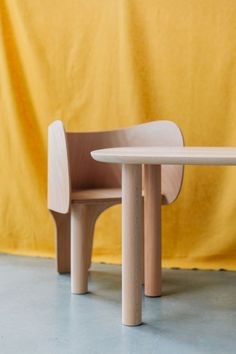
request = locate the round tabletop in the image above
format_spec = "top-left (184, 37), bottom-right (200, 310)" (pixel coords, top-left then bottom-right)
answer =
top-left (91, 146), bottom-right (236, 165)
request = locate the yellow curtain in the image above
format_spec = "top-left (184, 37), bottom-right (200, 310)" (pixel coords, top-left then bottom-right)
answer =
top-left (1, 0), bottom-right (236, 269)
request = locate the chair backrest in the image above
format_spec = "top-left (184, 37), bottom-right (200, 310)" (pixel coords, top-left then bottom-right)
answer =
top-left (48, 120), bottom-right (184, 213)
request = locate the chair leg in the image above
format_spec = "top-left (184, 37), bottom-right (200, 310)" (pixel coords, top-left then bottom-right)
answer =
top-left (86, 202), bottom-right (118, 270)
top-left (71, 203), bottom-right (110, 294)
top-left (144, 165), bottom-right (162, 297)
top-left (71, 204), bottom-right (92, 294)
top-left (86, 218), bottom-right (96, 270)
top-left (50, 211), bottom-right (71, 274)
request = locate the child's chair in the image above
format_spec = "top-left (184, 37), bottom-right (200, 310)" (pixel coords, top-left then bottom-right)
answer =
top-left (48, 120), bottom-right (184, 295)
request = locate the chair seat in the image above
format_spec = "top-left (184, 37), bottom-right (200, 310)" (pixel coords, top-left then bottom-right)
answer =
top-left (71, 188), bottom-right (122, 204)
top-left (72, 188), bottom-right (166, 204)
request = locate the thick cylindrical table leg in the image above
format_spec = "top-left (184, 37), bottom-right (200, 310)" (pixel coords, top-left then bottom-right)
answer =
top-left (144, 165), bottom-right (162, 297)
top-left (141, 199), bottom-right (144, 285)
top-left (122, 164), bottom-right (142, 326)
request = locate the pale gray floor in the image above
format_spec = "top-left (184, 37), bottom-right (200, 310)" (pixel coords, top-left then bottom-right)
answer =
top-left (0, 255), bottom-right (236, 354)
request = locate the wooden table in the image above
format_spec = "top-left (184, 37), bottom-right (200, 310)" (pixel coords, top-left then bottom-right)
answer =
top-left (91, 146), bottom-right (236, 326)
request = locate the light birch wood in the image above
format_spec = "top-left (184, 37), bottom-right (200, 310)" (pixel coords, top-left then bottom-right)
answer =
top-left (85, 202), bottom-right (119, 269)
top-left (48, 120), bottom-right (184, 276)
top-left (141, 199), bottom-right (144, 285)
top-left (71, 204), bottom-right (90, 294)
top-left (48, 120), bottom-right (184, 326)
top-left (122, 164), bottom-right (142, 326)
top-left (67, 121), bottom-right (184, 205)
top-left (144, 165), bottom-right (162, 297)
top-left (90, 145), bottom-right (236, 324)
top-left (71, 203), bottom-right (114, 294)
top-left (48, 121), bottom-right (70, 213)
top-left (91, 146), bottom-right (236, 166)
top-left (71, 188), bottom-right (122, 204)
top-left (50, 210), bottom-right (71, 273)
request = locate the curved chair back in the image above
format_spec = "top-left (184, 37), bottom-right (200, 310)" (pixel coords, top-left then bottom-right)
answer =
top-left (48, 120), bottom-right (184, 213)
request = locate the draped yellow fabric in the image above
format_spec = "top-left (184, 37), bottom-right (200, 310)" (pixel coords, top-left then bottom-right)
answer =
top-left (1, 0), bottom-right (236, 270)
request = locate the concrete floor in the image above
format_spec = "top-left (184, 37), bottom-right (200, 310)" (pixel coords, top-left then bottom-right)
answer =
top-left (0, 255), bottom-right (236, 354)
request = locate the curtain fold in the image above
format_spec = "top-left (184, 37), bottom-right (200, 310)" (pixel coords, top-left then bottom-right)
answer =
top-left (1, 0), bottom-right (236, 269)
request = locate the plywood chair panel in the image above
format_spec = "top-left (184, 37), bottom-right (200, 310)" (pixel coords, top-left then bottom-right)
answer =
top-left (66, 120), bottom-right (184, 204)
top-left (48, 120), bottom-right (184, 288)
top-left (71, 188), bottom-right (122, 204)
top-left (48, 121), bottom-right (71, 214)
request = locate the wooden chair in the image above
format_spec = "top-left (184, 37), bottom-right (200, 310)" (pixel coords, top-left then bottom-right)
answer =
top-left (48, 120), bottom-right (184, 295)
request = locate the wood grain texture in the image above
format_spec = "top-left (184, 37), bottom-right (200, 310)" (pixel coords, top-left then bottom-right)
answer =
top-left (48, 121), bottom-right (70, 213)
top-left (48, 120), bottom-right (185, 325)
top-left (48, 120), bottom-right (184, 298)
top-left (71, 188), bottom-right (122, 204)
top-left (50, 210), bottom-right (71, 274)
top-left (144, 165), bottom-right (162, 297)
top-left (71, 204), bottom-right (90, 294)
top-left (68, 120), bottom-right (184, 205)
top-left (71, 203), bottom-right (114, 294)
top-left (92, 146), bottom-right (236, 165)
top-left (122, 164), bottom-right (142, 326)
top-left (85, 202), bottom-right (119, 270)
top-left (48, 119), bottom-right (183, 270)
